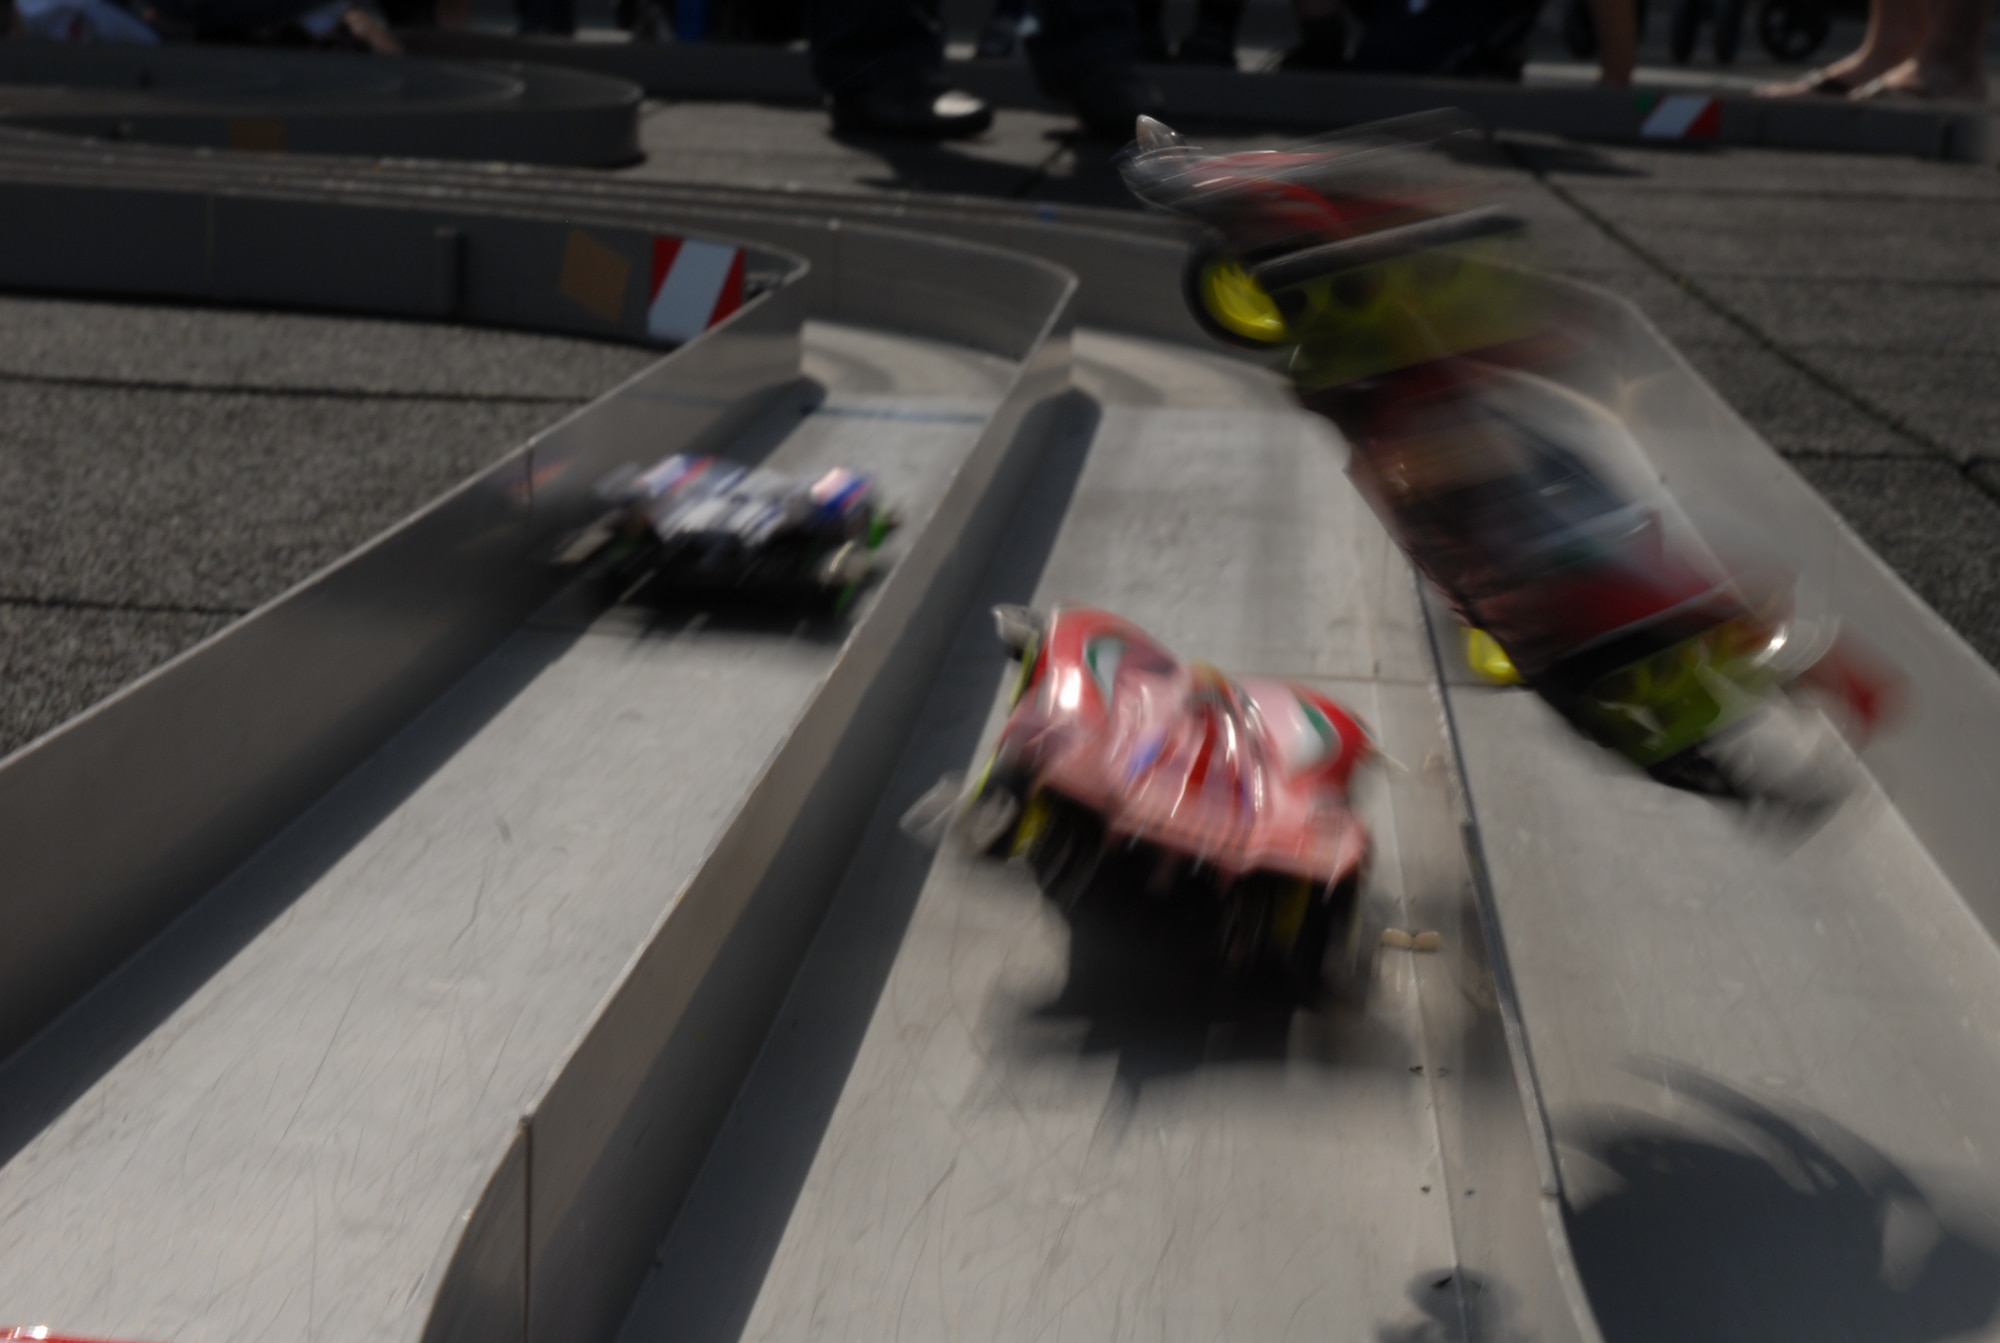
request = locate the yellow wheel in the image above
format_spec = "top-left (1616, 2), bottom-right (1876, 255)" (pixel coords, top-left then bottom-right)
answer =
top-left (1465, 627), bottom-right (1523, 685)
top-left (1010, 790), bottom-right (1055, 860)
top-left (1183, 235), bottom-right (1292, 349)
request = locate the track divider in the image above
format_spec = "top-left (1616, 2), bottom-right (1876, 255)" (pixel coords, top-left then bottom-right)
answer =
top-left (418, 267), bottom-right (1078, 1343)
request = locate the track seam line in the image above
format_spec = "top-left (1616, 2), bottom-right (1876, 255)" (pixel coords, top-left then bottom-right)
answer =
top-left (0, 593), bottom-right (248, 619)
top-left (1512, 146), bottom-right (2000, 512)
top-left (0, 369), bottom-right (580, 406)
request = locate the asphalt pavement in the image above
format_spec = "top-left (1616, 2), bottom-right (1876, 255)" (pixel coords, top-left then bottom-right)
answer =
top-left (631, 100), bottom-right (2000, 672)
top-left (0, 297), bottom-right (656, 757)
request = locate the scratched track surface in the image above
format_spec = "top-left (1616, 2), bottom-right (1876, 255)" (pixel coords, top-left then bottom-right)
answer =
top-left (619, 331), bottom-right (1470, 1343)
top-left (1446, 681), bottom-right (2000, 1343)
top-left (0, 323), bottom-right (1010, 1343)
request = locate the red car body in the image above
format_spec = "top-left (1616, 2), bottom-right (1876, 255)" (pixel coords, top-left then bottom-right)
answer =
top-left (990, 606), bottom-right (1372, 895)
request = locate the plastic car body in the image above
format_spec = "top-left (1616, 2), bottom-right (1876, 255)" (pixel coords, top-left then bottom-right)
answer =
top-left (559, 452), bottom-right (893, 599)
top-left (1121, 114), bottom-right (1897, 804)
top-left (966, 605), bottom-right (1373, 999)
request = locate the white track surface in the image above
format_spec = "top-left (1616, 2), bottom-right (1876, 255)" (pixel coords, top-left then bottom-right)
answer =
top-left (619, 331), bottom-right (1481, 1343)
top-left (0, 324), bottom-right (1010, 1343)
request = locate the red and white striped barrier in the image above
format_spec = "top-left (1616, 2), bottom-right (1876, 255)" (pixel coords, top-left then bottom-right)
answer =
top-left (646, 236), bottom-right (745, 343)
top-left (1638, 93), bottom-right (1722, 140)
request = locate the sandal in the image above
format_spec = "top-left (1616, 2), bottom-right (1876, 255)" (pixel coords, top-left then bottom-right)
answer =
top-left (1754, 66), bottom-right (1854, 98)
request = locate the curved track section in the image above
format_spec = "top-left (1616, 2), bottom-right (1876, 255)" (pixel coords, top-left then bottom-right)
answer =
top-left (0, 47), bottom-right (640, 165)
top-left (1, 127), bottom-right (1997, 1343)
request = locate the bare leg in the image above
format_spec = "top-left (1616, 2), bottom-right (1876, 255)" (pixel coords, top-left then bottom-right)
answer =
top-left (1758, 0), bottom-right (1929, 96)
top-left (1857, 0), bottom-right (1989, 100)
top-left (1590, 0), bottom-right (1636, 86)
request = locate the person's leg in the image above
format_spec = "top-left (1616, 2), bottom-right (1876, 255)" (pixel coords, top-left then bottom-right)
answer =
top-left (1135, 0), bottom-right (1170, 60)
top-left (1758, 0), bottom-right (1929, 95)
top-left (810, 0), bottom-right (993, 136)
top-left (1280, 0), bottom-right (1354, 70)
top-left (1176, 0), bottom-right (1244, 64)
top-left (1027, 0), bottom-right (1156, 137)
top-left (1589, 0), bottom-right (1636, 84)
top-left (810, 0), bottom-right (942, 95)
top-left (1856, 0), bottom-right (1988, 99)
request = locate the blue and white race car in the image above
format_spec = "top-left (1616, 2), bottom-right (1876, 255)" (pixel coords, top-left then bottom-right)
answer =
top-left (560, 453), bottom-right (895, 602)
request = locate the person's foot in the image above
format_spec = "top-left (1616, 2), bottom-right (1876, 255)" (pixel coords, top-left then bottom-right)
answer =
top-left (1850, 56), bottom-right (1989, 103)
top-left (1755, 33), bottom-right (1921, 97)
top-left (1040, 65), bottom-right (1162, 140)
top-left (831, 77), bottom-right (995, 139)
top-left (1175, 20), bottom-right (1238, 66)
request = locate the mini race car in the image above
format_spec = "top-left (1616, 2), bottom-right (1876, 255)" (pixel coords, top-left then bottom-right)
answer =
top-left (557, 453), bottom-right (895, 604)
top-left (1121, 114), bottom-right (1897, 809)
top-left (961, 605), bottom-right (1375, 1003)
top-left (1119, 112), bottom-right (1540, 390)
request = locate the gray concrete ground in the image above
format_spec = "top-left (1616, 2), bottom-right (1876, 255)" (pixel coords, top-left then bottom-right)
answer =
top-left (630, 100), bottom-right (2000, 669)
top-left (0, 297), bottom-right (656, 757)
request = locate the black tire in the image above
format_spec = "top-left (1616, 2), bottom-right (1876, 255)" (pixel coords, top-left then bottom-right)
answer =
top-left (1714, 0), bottom-right (1747, 62)
top-left (965, 765), bottom-right (1031, 858)
top-left (1026, 796), bottom-right (1103, 913)
top-left (1181, 233), bottom-right (1292, 352)
top-left (1321, 881), bottom-right (1377, 1013)
top-left (1756, 0), bottom-right (1828, 59)
top-left (1669, 0), bottom-right (1700, 63)
top-left (1280, 882), bottom-right (1337, 1007)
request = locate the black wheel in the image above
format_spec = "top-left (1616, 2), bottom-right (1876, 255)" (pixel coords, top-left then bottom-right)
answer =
top-left (1669, 0), bottom-right (1701, 63)
top-left (1025, 796), bottom-right (1103, 913)
top-left (1756, 0), bottom-right (1828, 59)
top-left (1182, 233), bottom-right (1293, 352)
top-left (1321, 881), bottom-right (1377, 1013)
top-left (964, 764), bottom-right (1030, 858)
top-left (1714, 0), bottom-right (1747, 62)
top-left (1561, 0), bottom-right (1598, 58)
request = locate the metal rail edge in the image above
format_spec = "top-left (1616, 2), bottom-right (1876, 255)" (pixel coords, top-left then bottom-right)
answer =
top-left (401, 32), bottom-right (1996, 164)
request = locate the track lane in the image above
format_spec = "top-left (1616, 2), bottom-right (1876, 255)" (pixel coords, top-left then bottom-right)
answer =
top-left (619, 331), bottom-right (1480, 1343)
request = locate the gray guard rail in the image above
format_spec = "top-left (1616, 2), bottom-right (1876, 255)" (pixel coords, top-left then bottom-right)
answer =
top-left (4, 124), bottom-right (1996, 1343)
top-left (0, 203), bottom-right (809, 1068)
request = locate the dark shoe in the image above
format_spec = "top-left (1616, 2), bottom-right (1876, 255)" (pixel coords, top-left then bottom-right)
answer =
top-left (1040, 65), bottom-right (1161, 141)
top-left (1174, 21), bottom-right (1237, 66)
top-left (831, 78), bottom-right (994, 139)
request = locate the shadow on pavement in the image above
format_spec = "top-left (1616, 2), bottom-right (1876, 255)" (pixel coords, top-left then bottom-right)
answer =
top-left (996, 862), bottom-right (1410, 1112)
top-left (1560, 1061), bottom-right (2000, 1343)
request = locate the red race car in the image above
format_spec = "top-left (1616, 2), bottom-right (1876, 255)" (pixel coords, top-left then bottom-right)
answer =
top-left (963, 605), bottom-right (1375, 1003)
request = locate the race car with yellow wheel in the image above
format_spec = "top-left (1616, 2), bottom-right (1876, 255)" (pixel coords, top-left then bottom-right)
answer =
top-left (961, 604), bottom-right (1376, 1005)
top-left (1121, 114), bottom-right (1897, 811)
